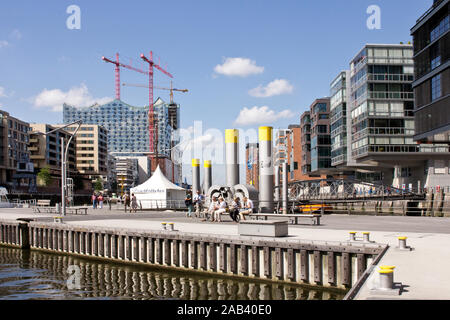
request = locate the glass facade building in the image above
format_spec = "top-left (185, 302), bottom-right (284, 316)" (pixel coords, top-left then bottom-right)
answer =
top-left (411, 0), bottom-right (450, 143)
top-left (330, 71), bottom-right (349, 167)
top-left (63, 98), bottom-right (179, 158)
top-left (349, 44), bottom-right (416, 159)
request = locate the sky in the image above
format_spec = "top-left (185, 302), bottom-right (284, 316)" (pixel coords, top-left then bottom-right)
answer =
top-left (0, 0), bottom-right (431, 185)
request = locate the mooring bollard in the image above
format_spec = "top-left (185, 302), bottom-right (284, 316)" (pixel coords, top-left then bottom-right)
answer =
top-left (161, 222), bottom-right (167, 230)
top-left (168, 223), bottom-right (174, 231)
top-left (53, 216), bottom-right (63, 223)
top-left (398, 236), bottom-right (407, 249)
top-left (363, 232), bottom-right (370, 242)
top-left (349, 231), bottom-right (356, 241)
top-left (378, 266), bottom-right (395, 290)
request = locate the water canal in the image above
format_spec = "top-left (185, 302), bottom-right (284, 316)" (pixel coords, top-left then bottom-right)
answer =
top-left (0, 246), bottom-right (346, 300)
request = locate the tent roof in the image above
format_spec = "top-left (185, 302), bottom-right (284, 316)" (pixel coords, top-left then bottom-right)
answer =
top-left (131, 165), bottom-right (185, 193)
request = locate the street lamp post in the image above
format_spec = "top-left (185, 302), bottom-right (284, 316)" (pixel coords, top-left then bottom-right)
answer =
top-left (37, 120), bottom-right (82, 216)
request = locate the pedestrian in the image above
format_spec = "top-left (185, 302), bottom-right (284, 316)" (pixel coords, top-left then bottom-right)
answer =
top-left (214, 197), bottom-right (227, 222)
top-left (91, 193), bottom-right (97, 209)
top-left (131, 193), bottom-right (138, 213)
top-left (230, 197), bottom-right (241, 222)
top-left (184, 193), bottom-right (193, 217)
top-left (98, 193), bottom-right (104, 209)
top-left (193, 190), bottom-right (205, 217)
top-left (124, 193), bottom-right (130, 213)
top-left (239, 196), bottom-right (254, 221)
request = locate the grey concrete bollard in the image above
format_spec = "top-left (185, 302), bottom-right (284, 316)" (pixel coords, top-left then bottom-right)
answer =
top-left (349, 231), bottom-right (356, 241)
top-left (378, 266), bottom-right (395, 290)
top-left (398, 237), bottom-right (407, 249)
top-left (168, 223), bottom-right (174, 231)
top-left (161, 222), bottom-right (167, 230)
top-left (363, 232), bottom-right (370, 242)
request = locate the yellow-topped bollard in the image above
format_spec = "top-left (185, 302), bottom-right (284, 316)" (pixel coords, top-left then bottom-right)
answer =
top-left (161, 222), bottom-right (167, 230)
top-left (349, 231), bottom-right (357, 241)
top-left (258, 126), bottom-right (274, 213)
top-left (225, 129), bottom-right (239, 186)
top-left (192, 158), bottom-right (200, 194)
top-left (167, 222), bottom-right (175, 231)
top-left (378, 267), bottom-right (395, 290)
top-left (398, 236), bottom-right (408, 250)
top-left (362, 232), bottom-right (370, 242)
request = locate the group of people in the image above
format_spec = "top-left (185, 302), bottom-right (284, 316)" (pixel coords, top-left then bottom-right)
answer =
top-left (122, 192), bottom-right (138, 213)
top-left (91, 193), bottom-right (105, 209)
top-left (184, 190), bottom-right (254, 223)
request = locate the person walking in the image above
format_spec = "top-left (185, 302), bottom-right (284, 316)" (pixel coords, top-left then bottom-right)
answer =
top-left (184, 193), bottom-right (193, 217)
top-left (98, 193), bottom-right (104, 209)
top-left (193, 190), bottom-right (205, 217)
top-left (230, 197), bottom-right (241, 222)
top-left (239, 196), bottom-right (254, 221)
top-left (214, 197), bottom-right (227, 222)
top-left (91, 193), bottom-right (97, 209)
top-left (131, 193), bottom-right (138, 213)
top-left (124, 193), bottom-right (131, 213)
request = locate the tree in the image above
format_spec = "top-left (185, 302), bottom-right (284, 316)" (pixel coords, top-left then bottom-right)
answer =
top-left (94, 177), bottom-right (103, 192)
top-left (37, 167), bottom-right (52, 187)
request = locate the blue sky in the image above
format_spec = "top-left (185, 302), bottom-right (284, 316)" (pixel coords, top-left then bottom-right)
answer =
top-left (0, 0), bottom-right (431, 183)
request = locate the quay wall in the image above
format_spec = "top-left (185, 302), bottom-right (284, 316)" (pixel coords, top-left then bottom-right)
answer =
top-left (0, 219), bottom-right (386, 290)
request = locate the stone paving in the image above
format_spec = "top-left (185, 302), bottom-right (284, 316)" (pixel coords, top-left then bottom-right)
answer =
top-left (1, 207), bottom-right (450, 299)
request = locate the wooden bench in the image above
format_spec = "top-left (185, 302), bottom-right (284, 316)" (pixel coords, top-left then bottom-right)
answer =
top-left (249, 213), bottom-right (321, 225)
top-left (32, 200), bottom-right (56, 213)
top-left (66, 207), bottom-right (88, 215)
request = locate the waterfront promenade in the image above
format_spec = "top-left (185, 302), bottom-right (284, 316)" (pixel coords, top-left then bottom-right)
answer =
top-left (1, 207), bottom-right (450, 300)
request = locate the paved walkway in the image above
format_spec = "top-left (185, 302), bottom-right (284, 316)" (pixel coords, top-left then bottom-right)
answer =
top-left (1, 208), bottom-right (450, 299)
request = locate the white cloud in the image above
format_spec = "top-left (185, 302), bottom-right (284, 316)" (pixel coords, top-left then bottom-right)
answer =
top-left (234, 106), bottom-right (295, 126)
top-left (0, 87), bottom-right (6, 98)
top-left (248, 79), bottom-right (294, 98)
top-left (9, 29), bottom-right (22, 40)
top-left (0, 40), bottom-right (9, 49)
top-left (32, 83), bottom-right (112, 112)
top-left (214, 57), bottom-right (264, 77)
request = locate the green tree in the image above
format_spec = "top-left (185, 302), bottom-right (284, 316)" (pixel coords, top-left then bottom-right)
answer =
top-left (37, 167), bottom-right (52, 187)
top-left (94, 177), bottom-right (103, 192)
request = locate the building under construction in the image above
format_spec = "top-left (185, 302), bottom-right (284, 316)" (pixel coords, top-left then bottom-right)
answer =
top-left (63, 97), bottom-right (182, 185)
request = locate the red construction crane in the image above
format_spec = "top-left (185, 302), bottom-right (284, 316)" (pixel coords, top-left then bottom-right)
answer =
top-left (140, 51), bottom-right (173, 168)
top-left (101, 53), bottom-right (149, 100)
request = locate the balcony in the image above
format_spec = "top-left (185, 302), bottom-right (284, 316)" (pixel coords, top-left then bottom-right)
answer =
top-left (368, 74), bottom-right (414, 83)
top-left (368, 91), bottom-right (414, 100)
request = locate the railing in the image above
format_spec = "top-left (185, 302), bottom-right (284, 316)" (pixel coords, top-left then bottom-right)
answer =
top-left (368, 74), bottom-right (414, 82)
top-left (368, 91), bottom-right (414, 100)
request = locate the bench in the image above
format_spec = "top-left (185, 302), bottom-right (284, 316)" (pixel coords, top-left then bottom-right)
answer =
top-left (66, 207), bottom-right (88, 215)
top-left (250, 213), bottom-right (321, 225)
top-left (238, 220), bottom-right (288, 237)
top-left (32, 200), bottom-right (57, 213)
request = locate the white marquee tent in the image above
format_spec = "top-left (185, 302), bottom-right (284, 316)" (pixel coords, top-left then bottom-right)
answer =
top-left (130, 165), bottom-right (186, 209)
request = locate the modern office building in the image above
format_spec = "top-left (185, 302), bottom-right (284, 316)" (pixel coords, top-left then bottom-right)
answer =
top-left (245, 143), bottom-right (259, 189)
top-left (309, 98), bottom-right (332, 175)
top-left (29, 124), bottom-right (76, 186)
top-left (63, 98), bottom-right (181, 183)
top-left (115, 158), bottom-right (139, 192)
top-left (54, 124), bottom-right (108, 183)
top-left (274, 129), bottom-right (290, 167)
top-left (330, 71), bottom-right (349, 168)
top-left (348, 43), bottom-right (449, 188)
top-left (300, 111), bottom-right (312, 175)
top-left (411, 0), bottom-right (449, 143)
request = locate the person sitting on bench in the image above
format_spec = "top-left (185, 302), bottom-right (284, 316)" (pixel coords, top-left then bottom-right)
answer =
top-left (214, 197), bottom-right (227, 222)
top-left (204, 196), bottom-right (218, 221)
top-left (229, 196), bottom-right (241, 223)
top-left (239, 197), bottom-right (254, 221)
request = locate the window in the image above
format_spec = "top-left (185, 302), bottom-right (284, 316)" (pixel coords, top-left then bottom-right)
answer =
top-left (431, 74), bottom-right (442, 101)
top-left (430, 15), bottom-right (449, 42)
top-left (430, 43), bottom-right (441, 70)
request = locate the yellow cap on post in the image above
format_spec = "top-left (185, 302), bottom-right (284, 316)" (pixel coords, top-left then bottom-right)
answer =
top-left (225, 129), bottom-right (239, 143)
top-left (378, 269), bottom-right (394, 274)
top-left (204, 160), bottom-right (211, 168)
top-left (192, 159), bottom-right (200, 167)
top-left (349, 231), bottom-right (357, 234)
top-left (363, 232), bottom-right (370, 234)
top-left (398, 236), bottom-right (407, 240)
top-left (259, 126), bottom-right (272, 141)
top-left (379, 265), bottom-right (396, 270)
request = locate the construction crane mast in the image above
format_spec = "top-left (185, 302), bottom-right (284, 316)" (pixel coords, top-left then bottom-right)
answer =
top-left (140, 51), bottom-right (173, 172)
top-left (101, 53), bottom-right (149, 100)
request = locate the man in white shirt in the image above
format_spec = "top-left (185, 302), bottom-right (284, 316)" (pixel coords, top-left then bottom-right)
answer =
top-left (239, 197), bottom-right (254, 221)
top-left (205, 196), bottom-right (218, 221)
top-left (193, 190), bottom-right (205, 217)
top-left (214, 197), bottom-right (227, 222)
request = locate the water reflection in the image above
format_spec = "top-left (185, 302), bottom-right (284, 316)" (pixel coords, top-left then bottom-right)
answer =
top-left (0, 247), bottom-right (345, 300)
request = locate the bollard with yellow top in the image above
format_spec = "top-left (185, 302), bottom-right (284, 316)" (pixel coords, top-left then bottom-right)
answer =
top-left (204, 160), bottom-right (212, 194)
top-left (192, 158), bottom-right (200, 194)
top-left (258, 126), bottom-right (274, 213)
top-left (225, 129), bottom-right (239, 187)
